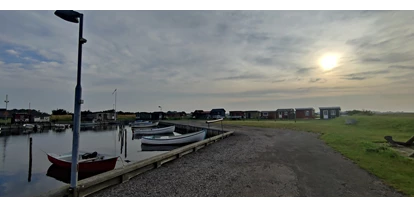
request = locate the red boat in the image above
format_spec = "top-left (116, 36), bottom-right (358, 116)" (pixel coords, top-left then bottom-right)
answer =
top-left (46, 151), bottom-right (119, 173)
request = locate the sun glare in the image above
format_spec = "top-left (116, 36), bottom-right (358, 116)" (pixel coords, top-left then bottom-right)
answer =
top-left (319, 55), bottom-right (338, 70)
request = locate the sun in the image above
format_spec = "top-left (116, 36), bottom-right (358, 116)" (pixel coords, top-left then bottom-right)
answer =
top-left (319, 55), bottom-right (338, 70)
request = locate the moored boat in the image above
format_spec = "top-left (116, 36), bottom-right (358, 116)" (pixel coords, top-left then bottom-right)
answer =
top-left (133, 125), bottom-right (175, 135)
top-left (23, 124), bottom-right (35, 130)
top-left (141, 130), bottom-right (207, 145)
top-left (46, 151), bottom-right (118, 173)
top-left (131, 121), bottom-right (159, 128)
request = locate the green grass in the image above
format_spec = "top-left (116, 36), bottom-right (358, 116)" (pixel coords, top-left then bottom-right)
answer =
top-left (50, 115), bottom-right (72, 121)
top-left (0, 118), bottom-right (11, 124)
top-left (116, 114), bottom-right (136, 121)
top-left (221, 115), bottom-right (414, 196)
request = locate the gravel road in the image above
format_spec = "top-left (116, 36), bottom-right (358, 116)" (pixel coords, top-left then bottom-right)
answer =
top-left (91, 121), bottom-right (402, 197)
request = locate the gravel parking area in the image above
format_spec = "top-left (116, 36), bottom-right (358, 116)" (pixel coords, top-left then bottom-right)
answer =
top-left (91, 121), bottom-right (402, 197)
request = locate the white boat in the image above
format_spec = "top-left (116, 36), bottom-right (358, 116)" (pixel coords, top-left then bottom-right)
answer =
top-left (131, 121), bottom-right (159, 128)
top-left (133, 125), bottom-right (175, 135)
top-left (141, 130), bottom-right (207, 145)
top-left (54, 124), bottom-right (66, 129)
top-left (81, 119), bottom-right (99, 127)
top-left (23, 124), bottom-right (35, 129)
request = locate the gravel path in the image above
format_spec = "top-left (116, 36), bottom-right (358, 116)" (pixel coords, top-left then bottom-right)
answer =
top-left (91, 121), bottom-right (402, 197)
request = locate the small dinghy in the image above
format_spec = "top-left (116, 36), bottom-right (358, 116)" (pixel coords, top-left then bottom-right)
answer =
top-left (46, 151), bottom-right (118, 173)
top-left (23, 124), bottom-right (35, 130)
top-left (141, 130), bottom-right (207, 145)
top-left (133, 125), bottom-right (175, 135)
top-left (131, 121), bottom-right (159, 128)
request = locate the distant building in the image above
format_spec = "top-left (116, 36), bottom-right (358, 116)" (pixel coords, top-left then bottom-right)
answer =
top-left (210, 108), bottom-right (226, 119)
top-left (136, 112), bottom-right (152, 120)
top-left (0, 108), bottom-right (8, 119)
top-left (261, 110), bottom-right (277, 119)
top-left (166, 111), bottom-right (186, 119)
top-left (295, 108), bottom-right (315, 119)
top-left (11, 113), bottom-right (33, 124)
top-left (319, 107), bottom-right (341, 120)
top-left (244, 110), bottom-right (261, 119)
top-left (276, 108), bottom-right (296, 120)
top-left (34, 115), bottom-right (51, 122)
top-left (95, 110), bottom-right (116, 121)
top-left (229, 111), bottom-right (245, 120)
top-left (152, 111), bottom-right (166, 120)
top-left (192, 110), bottom-right (210, 119)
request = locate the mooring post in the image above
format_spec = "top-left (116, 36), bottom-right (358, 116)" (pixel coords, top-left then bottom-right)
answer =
top-left (124, 129), bottom-right (127, 158)
top-left (28, 137), bottom-right (32, 182)
top-left (120, 130), bottom-right (124, 154)
top-left (221, 120), bottom-right (224, 139)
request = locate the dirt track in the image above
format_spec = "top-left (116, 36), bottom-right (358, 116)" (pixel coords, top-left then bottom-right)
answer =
top-left (91, 121), bottom-right (402, 197)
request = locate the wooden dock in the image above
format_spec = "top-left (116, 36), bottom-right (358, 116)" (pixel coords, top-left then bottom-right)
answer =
top-left (42, 121), bottom-right (234, 197)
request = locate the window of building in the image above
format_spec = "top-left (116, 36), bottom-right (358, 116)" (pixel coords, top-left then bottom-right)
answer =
top-left (263, 112), bottom-right (268, 116)
top-left (305, 111), bottom-right (309, 116)
top-left (331, 110), bottom-right (336, 116)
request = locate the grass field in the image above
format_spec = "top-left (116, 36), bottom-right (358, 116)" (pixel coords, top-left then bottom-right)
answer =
top-left (50, 115), bottom-right (72, 121)
top-left (116, 114), bottom-right (136, 121)
top-left (0, 118), bottom-right (11, 124)
top-left (222, 115), bottom-right (414, 196)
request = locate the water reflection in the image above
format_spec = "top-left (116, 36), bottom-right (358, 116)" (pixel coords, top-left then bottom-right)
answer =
top-left (0, 124), bottom-right (177, 196)
top-left (80, 125), bottom-right (118, 132)
top-left (46, 164), bottom-right (103, 184)
top-left (28, 137), bottom-right (32, 183)
top-left (140, 144), bottom-right (184, 151)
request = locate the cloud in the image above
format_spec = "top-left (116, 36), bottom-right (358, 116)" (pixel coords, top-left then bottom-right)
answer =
top-left (5, 49), bottom-right (18, 56)
top-left (340, 70), bottom-right (390, 80)
top-left (1, 10), bottom-right (414, 112)
top-left (388, 65), bottom-right (414, 70)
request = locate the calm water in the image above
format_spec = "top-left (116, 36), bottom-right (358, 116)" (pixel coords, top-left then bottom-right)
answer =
top-left (0, 125), bottom-right (181, 197)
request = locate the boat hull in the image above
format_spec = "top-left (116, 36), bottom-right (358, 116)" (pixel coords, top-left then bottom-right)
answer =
top-left (46, 153), bottom-right (118, 173)
top-left (141, 130), bottom-right (206, 145)
top-left (133, 126), bottom-right (175, 135)
top-left (131, 122), bottom-right (159, 128)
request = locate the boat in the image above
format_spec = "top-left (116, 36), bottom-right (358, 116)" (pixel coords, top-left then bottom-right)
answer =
top-left (46, 151), bottom-right (118, 173)
top-left (131, 121), bottom-right (159, 128)
top-left (53, 124), bottom-right (66, 131)
top-left (46, 164), bottom-right (103, 184)
top-left (23, 124), bottom-right (35, 130)
top-left (133, 125), bottom-right (175, 135)
top-left (141, 130), bottom-right (207, 145)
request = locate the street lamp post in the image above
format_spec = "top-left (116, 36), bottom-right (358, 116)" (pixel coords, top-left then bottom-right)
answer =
top-left (112, 89), bottom-right (117, 122)
top-left (54, 10), bottom-right (87, 193)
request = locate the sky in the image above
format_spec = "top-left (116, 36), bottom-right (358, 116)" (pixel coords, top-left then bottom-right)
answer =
top-left (0, 10), bottom-right (414, 113)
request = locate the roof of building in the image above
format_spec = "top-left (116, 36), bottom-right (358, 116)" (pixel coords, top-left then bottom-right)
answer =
top-left (295, 107), bottom-right (315, 111)
top-left (261, 110), bottom-right (276, 113)
top-left (210, 108), bottom-right (226, 111)
top-left (229, 111), bottom-right (244, 113)
top-left (276, 108), bottom-right (295, 111)
top-left (244, 110), bottom-right (260, 112)
top-left (319, 106), bottom-right (341, 110)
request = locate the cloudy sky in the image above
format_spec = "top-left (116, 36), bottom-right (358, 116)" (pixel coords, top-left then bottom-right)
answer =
top-left (0, 10), bottom-right (413, 113)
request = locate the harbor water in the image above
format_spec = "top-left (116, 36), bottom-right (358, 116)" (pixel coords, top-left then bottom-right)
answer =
top-left (0, 125), bottom-right (181, 197)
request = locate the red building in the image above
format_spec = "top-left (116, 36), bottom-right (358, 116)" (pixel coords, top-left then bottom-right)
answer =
top-left (295, 108), bottom-right (315, 119)
top-left (11, 113), bottom-right (33, 124)
top-left (229, 111), bottom-right (245, 119)
top-left (261, 111), bottom-right (277, 119)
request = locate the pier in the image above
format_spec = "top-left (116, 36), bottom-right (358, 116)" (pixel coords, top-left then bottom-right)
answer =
top-left (42, 121), bottom-right (234, 197)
